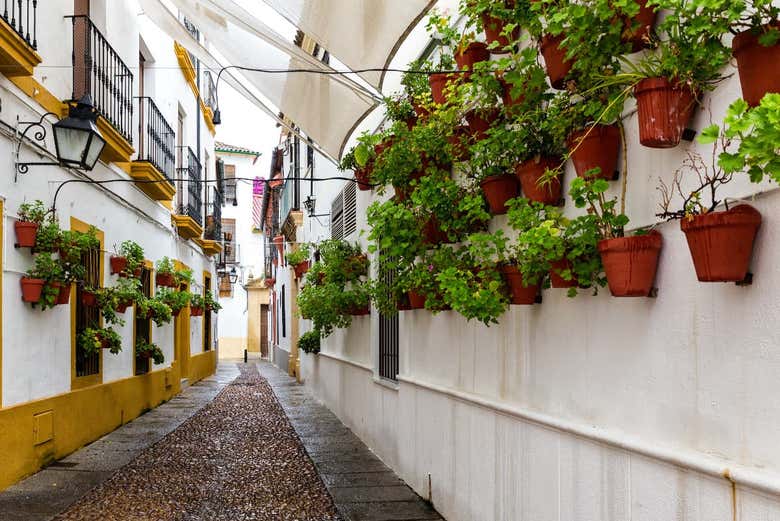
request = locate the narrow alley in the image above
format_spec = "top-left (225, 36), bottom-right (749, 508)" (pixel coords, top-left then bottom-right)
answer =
top-left (0, 363), bottom-right (441, 521)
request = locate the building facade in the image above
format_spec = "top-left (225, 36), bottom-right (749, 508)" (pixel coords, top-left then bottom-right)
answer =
top-left (0, 1), bottom-right (225, 490)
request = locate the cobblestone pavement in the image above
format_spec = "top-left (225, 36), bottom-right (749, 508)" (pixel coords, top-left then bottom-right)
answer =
top-left (53, 363), bottom-right (341, 521)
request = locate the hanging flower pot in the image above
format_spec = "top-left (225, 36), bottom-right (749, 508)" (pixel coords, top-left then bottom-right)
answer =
top-left (422, 217), bottom-right (449, 245)
top-left (456, 42), bottom-right (491, 70)
top-left (116, 299), bottom-right (133, 314)
top-left (14, 221), bottom-right (39, 248)
top-left (20, 277), bottom-right (44, 303)
top-left (498, 77), bottom-right (525, 109)
top-left (80, 289), bottom-right (99, 307)
top-left (634, 77), bottom-right (697, 148)
top-left (732, 24), bottom-right (780, 107)
top-left (549, 258), bottom-right (577, 288)
top-left (156, 272), bottom-right (176, 287)
top-left (354, 166), bottom-right (372, 191)
top-left (448, 125), bottom-right (471, 162)
top-left (190, 306), bottom-right (204, 317)
top-left (481, 175), bottom-right (519, 215)
top-left (110, 255), bottom-right (128, 275)
top-left (567, 125), bottom-right (621, 181)
top-left (408, 290), bottom-right (426, 310)
top-left (481, 13), bottom-right (520, 53)
top-left (413, 102), bottom-right (430, 121)
top-left (429, 73), bottom-right (460, 105)
top-left (294, 260), bottom-right (311, 279)
top-left (55, 282), bottom-right (71, 305)
top-left (501, 264), bottom-right (540, 305)
top-left (349, 303), bottom-right (370, 316)
top-left (598, 231), bottom-right (662, 297)
top-left (540, 34), bottom-right (573, 90)
top-left (680, 205), bottom-right (761, 282)
top-left (621, 0), bottom-right (657, 52)
top-left (515, 157), bottom-right (562, 205)
top-left (465, 109), bottom-right (500, 142)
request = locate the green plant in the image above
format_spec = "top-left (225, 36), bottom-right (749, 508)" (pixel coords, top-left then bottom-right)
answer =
top-left (137, 295), bottom-right (173, 327)
top-left (204, 291), bottom-right (222, 312)
top-left (286, 243), bottom-right (312, 266)
top-left (338, 148), bottom-right (359, 172)
top-left (297, 282), bottom-right (354, 336)
top-left (157, 287), bottom-right (191, 314)
top-left (189, 293), bottom-right (205, 309)
top-left (155, 257), bottom-right (175, 276)
top-left (135, 339), bottom-right (164, 365)
top-left (569, 177), bottom-right (629, 239)
top-left (96, 286), bottom-right (126, 326)
top-left (667, 0), bottom-right (779, 42)
top-left (384, 94), bottom-right (415, 123)
top-left (28, 253), bottom-right (65, 310)
top-left (79, 327), bottom-right (122, 355)
top-left (34, 216), bottom-right (62, 253)
top-left (116, 240), bottom-right (145, 273)
top-left (59, 226), bottom-right (99, 264)
top-left (700, 95), bottom-right (780, 184)
top-left (174, 268), bottom-right (193, 287)
top-left (17, 200), bottom-right (48, 223)
top-left (506, 198), bottom-right (568, 286)
top-left (298, 330), bottom-right (321, 354)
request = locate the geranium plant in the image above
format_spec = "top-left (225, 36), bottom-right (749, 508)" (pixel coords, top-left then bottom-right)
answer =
top-left (135, 339), bottom-right (164, 365)
top-left (79, 327), bottom-right (122, 355)
top-left (298, 329), bottom-right (321, 354)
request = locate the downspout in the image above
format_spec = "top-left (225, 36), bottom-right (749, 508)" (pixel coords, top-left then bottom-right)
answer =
top-left (196, 59), bottom-right (202, 162)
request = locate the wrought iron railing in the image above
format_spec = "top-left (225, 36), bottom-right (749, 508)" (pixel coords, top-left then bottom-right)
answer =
top-left (137, 97), bottom-right (175, 182)
top-left (205, 187), bottom-right (223, 242)
top-left (176, 146), bottom-right (203, 226)
top-left (2, 0), bottom-right (37, 50)
top-left (69, 15), bottom-right (134, 144)
top-left (203, 70), bottom-right (217, 113)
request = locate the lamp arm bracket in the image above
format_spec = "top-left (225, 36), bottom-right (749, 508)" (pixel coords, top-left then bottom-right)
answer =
top-left (15, 112), bottom-right (60, 181)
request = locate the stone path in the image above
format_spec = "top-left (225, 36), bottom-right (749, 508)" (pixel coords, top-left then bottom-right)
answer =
top-left (0, 361), bottom-right (442, 521)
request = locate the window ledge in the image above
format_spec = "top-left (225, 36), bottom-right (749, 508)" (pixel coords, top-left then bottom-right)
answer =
top-left (130, 161), bottom-right (175, 202)
top-left (172, 215), bottom-right (203, 241)
top-left (0, 22), bottom-right (41, 77)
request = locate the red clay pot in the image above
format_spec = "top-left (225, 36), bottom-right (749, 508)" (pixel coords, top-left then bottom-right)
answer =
top-left (349, 304), bottom-right (370, 316)
top-left (55, 282), bottom-right (71, 305)
top-left (191, 306), bottom-right (204, 317)
top-left (621, 0), bottom-right (657, 52)
top-left (14, 221), bottom-right (38, 248)
top-left (456, 42), bottom-right (491, 70)
top-left (413, 102), bottom-right (430, 121)
top-left (448, 125), bottom-right (471, 162)
top-left (515, 157), bottom-right (562, 205)
top-left (680, 205), bottom-right (761, 282)
top-left (498, 77), bottom-right (525, 109)
top-left (481, 175), bottom-right (519, 215)
top-left (408, 290), bottom-right (426, 310)
top-left (21, 277), bottom-right (45, 303)
top-left (429, 73), bottom-right (460, 105)
top-left (465, 109), bottom-right (499, 141)
top-left (634, 77), bottom-right (697, 148)
top-left (80, 289), bottom-right (98, 307)
top-left (422, 217), bottom-right (450, 245)
top-left (481, 13), bottom-right (520, 53)
top-left (732, 24), bottom-right (780, 107)
top-left (567, 125), bottom-right (621, 180)
top-left (354, 166), bottom-right (372, 191)
top-left (294, 260), bottom-right (311, 279)
top-left (110, 255), bottom-right (128, 275)
top-left (501, 264), bottom-right (540, 305)
top-left (549, 259), bottom-right (578, 288)
top-left (116, 299), bottom-right (133, 313)
top-left (156, 272), bottom-right (176, 288)
top-left (598, 231), bottom-right (662, 297)
top-left (540, 34), bottom-right (573, 90)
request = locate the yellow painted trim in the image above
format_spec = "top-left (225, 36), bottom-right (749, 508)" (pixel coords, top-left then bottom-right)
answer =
top-left (70, 218), bottom-right (105, 390)
top-left (96, 115), bottom-right (134, 164)
top-left (189, 350), bottom-right (216, 384)
top-left (200, 99), bottom-right (217, 135)
top-left (132, 260), bottom-right (154, 376)
top-left (7, 76), bottom-right (67, 117)
top-left (0, 21), bottom-right (42, 77)
top-left (171, 214), bottom-right (203, 241)
top-left (174, 41), bottom-right (217, 136)
top-left (0, 364), bottom-right (181, 491)
top-left (173, 260), bottom-right (191, 378)
top-left (129, 161), bottom-right (176, 202)
top-left (0, 199), bottom-right (3, 407)
top-left (192, 238), bottom-right (222, 257)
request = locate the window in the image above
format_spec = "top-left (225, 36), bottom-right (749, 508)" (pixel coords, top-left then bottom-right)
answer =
top-left (134, 266), bottom-right (152, 375)
top-left (204, 275), bottom-right (212, 351)
top-left (223, 164), bottom-right (236, 205)
top-left (222, 218), bottom-right (237, 264)
top-left (76, 241), bottom-right (101, 378)
top-left (330, 182), bottom-right (356, 239)
top-left (378, 256), bottom-right (399, 381)
top-left (281, 285), bottom-right (286, 338)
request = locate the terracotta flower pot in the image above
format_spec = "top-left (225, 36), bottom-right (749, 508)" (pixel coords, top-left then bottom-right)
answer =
top-left (549, 259), bottom-right (577, 288)
top-left (598, 231), bottom-right (662, 297)
top-left (456, 42), bottom-right (491, 70)
top-left (413, 102), bottom-right (430, 121)
top-left (498, 77), bottom-right (525, 109)
top-left (481, 175), bottom-right (519, 215)
top-left (621, 0), bottom-right (657, 52)
top-left (156, 272), bottom-right (176, 288)
top-left (191, 306), bottom-right (204, 317)
top-left (110, 255), bottom-right (128, 275)
top-left (429, 73), bottom-right (460, 105)
top-left (448, 125), bottom-right (471, 162)
top-left (407, 290), bottom-right (426, 310)
top-left (422, 217), bottom-right (450, 245)
top-left (501, 264), bottom-right (540, 305)
top-left (349, 304), bottom-right (370, 316)
top-left (133, 267), bottom-right (143, 278)
top-left (14, 221), bottom-right (38, 248)
top-left (21, 277), bottom-right (45, 303)
top-left (634, 77), bottom-right (697, 148)
top-left (680, 205), bottom-right (761, 282)
top-left (567, 125), bottom-right (621, 180)
top-left (515, 157), bottom-right (562, 205)
top-left (55, 282), bottom-right (71, 305)
top-left (540, 34), bottom-right (573, 90)
top-left (732, 24), bottom-right (780, 107)
top-left (465, 109), bottom-right (500, 141)
top-left (80, 289), bottom-right (98, 307)
top-left (481, 13), bottom-right (520, 53)
top-left (354, 166), bottom-right (372, 191)
top-left (116, 299), bottom-right (133, 314)
top-left (294, 260), bottom-right (311, 279)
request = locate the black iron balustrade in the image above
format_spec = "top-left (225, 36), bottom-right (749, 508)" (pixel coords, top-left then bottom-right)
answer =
top-left (137, 97), bottom-right (175, 183)
top-left (203, 70), bottom-right (217, 113)
top-left (205, 187), bottom-right (223, 242)
top-left (2, 0), bottom-right (37, 50)
top-left (176, 146), bottom-right (203, 226)
top-left (68, 15), bottom-right (133, 144)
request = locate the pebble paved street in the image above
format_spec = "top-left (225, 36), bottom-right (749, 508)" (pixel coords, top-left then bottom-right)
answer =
top-left (0, 362), bottom-right (441, 521)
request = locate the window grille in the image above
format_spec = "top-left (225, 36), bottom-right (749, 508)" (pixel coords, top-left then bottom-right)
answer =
top-left (281, 285), bottom-right (286, 338)
top-left (222, 218), bottom-right (237, 264)
top-left (134, 267), bottom-right (152, 375)
top-left (330, 183), bottom-right (356, 239)
top-left (378, 255), bottom-right (399, 381)
top-left (223, 164), bottom-right (236, 206)
top-left (76, 245), bottom-right (101, 377)
top-left (204, 277), bottom-right (212, 351)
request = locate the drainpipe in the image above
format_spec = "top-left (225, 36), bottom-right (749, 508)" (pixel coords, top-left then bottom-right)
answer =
top-left (196, 60), bottom-right (201, 162)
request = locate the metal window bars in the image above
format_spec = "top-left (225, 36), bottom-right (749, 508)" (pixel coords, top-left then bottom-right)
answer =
top-left (68, 15), bottom-right (134, 144)
top-left (137, 97), bottom-right (175, 183)
top-left (2, 0), bottom-right (37, 50)
top-left (205, 187), bottom-right (223, 242)
top-left (203, 70), bottom-right (217, 113)
top-left (176, 146), bottom-right (203, 227)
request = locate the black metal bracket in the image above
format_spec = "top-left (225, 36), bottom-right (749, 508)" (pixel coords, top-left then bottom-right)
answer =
top-left (736, 272), bottom-right (753, 286)
top-left (15, 112), bottom-right (61, 182)
top-left (534, 294), bottom-right (543, 304)
top-left (612, 170), bottom-right (620, 181)
top-left (647, 287), bottom-right (659, 298)
top-left (681, 128), bottom-right (697, 142)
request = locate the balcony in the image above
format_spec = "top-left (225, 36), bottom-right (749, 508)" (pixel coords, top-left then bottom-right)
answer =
top-left (69, 15), bottom-right (134, 163)
top-left (198, 187), bottom-right (224, 256)
top-left (279, 175), bottom-right (303, 240)
top-left (172, 147), bottom-right (203, 241)
top-left (0, 0), bottom-right (40, 77)
top-left (130, 97), bottom-right (176, 202)
top-left (203, 70), bottom-right (217, 114)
